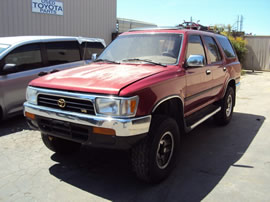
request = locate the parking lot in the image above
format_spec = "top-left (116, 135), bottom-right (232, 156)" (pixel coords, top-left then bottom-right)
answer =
top-left (0, 71), bottom-right (270, 202)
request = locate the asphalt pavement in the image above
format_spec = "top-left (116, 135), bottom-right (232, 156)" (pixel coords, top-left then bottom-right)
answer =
top-left (0, 71), bottom-right (269, 202)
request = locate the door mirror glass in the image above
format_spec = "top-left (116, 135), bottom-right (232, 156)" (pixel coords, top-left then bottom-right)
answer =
top-left (186, 55), bottom-right (204, 67)
top-left (91, 53), bottom-right (97, 61)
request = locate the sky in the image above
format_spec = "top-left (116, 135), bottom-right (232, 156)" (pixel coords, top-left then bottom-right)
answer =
top-left (117, 0), bottom-right (270, 35)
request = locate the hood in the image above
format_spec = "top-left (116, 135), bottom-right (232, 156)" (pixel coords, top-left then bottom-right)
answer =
top-left (30, 63), bottom-right (166, 95)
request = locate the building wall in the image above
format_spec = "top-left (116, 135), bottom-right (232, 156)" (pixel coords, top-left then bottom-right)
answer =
top-left (117, 18), bottom-right (157, 33)
top-left (0, 0), bottom-right (116, 44)
top-left (244, 36), bottom-right (270, 71)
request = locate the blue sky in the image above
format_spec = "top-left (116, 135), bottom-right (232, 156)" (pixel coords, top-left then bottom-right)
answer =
top-left (117, 0), bottom-right (270, 35)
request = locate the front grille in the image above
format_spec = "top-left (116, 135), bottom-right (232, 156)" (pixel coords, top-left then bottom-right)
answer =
top-left (38, 117), bottom-right (90, 142)
top-left (38, 94), bottom-right (95, 115)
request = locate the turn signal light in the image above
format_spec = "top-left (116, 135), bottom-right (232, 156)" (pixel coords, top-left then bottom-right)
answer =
top-left (93, 127), bottom-right (116, 136)
top-left (25, 112), bottom-right (35, 120)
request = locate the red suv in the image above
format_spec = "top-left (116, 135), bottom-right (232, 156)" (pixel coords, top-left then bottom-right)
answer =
top-left (24, 27), bottom-right (241, 183)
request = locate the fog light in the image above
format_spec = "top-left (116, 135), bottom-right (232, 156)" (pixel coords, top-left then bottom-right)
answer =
top-left (93, 127), bottom-right (116, 136)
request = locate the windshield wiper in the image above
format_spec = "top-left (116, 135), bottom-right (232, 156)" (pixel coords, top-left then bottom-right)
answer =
top-left (122, 58), bottom-right (167, 67)
top-left (94, 59), bottom-right (120, 64)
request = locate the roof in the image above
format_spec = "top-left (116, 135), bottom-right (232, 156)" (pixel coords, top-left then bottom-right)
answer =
top-left (127, 26), bottom-right (224, 37)
top-left (0, 36), bottom-right (106, 46)
top-left (129, 26), bottom-right (183, 32)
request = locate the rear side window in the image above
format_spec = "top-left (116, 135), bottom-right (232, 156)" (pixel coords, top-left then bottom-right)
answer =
top-left (46, 41), bottom-right (81, 66)
top-left (203, 36), bottom-right (222, 63)
top-left (186, 35), bottom-right (206, 63)
top-left (81, 42), bottom-right (105, 60)
top-left (3, 43), bottom-right (42, 73)
top-left (216, 36), bottom-right (236, 58)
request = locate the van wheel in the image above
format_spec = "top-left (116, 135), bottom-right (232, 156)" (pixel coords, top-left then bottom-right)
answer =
top-left (214, 86), bottom-right (235, 126)
top-left (41, 134), bottom-right (81, 154)
top-left (131, 115), bottom-right (180, 183)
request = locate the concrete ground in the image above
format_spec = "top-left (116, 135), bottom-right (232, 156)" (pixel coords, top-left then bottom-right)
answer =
top-left (0, 71), bottom-right (269, 202)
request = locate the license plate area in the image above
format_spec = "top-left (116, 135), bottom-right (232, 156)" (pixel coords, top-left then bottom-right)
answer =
top-left (37, 117), bottom-right (91, 143)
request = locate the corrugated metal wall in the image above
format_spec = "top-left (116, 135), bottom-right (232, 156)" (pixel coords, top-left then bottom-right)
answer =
top-left (0, 0), bottom-right (116, 44)
top-left (244, 36), bottom-right (270, 71)
top-left (117, 18), bottom-right (157, 32)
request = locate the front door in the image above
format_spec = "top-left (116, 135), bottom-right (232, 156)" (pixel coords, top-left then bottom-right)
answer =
top-left (0, 43), bottom-right (43, 116)
top-left (184, 34), bottom-right (213, 116)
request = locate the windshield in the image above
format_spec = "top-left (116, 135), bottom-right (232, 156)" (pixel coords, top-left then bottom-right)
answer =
top-left (99, 33), bottom-right (182, 65)
top-left (0, 44), bottom-right (10, 55)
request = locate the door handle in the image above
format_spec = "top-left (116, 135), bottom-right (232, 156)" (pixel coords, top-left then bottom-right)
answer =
top-left (206, 69), bottom-right (211, 75)
top-left (223, 67), bottom-right (227, 72)
top-left (38, 71), bottom-right (48, 77)
top-left (50, 69), bottom-right (59, 74)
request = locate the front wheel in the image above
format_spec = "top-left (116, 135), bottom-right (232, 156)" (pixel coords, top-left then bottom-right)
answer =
top-left (131, 115), bottom-right (180, 183)
top-left (214, 86), bottom-right (235, 126)
top-left (41, 134), bottom-right (81, 154)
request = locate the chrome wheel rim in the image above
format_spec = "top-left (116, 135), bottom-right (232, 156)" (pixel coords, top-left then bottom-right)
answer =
top-left (226, 94), bottom-right (233, 117)
top-left (156, 131), bottom-right (174, 169)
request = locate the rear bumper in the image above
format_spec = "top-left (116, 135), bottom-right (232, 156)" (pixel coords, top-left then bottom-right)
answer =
top-left (24, 102), bottom-right (151, 149)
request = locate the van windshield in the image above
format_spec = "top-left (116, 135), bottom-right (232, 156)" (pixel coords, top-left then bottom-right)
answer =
top-left (98, 33), bottom-right (182, 65)
top-left (0, 44), bottom-right (10, 55)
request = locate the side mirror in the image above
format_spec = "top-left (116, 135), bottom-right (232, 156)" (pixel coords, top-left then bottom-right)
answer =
top-left (3, 63), bottom-right (16, 72)
top-left (91, 53), bottom-right (97, 61)
top-left (186, 55), bottom-right (204, 67)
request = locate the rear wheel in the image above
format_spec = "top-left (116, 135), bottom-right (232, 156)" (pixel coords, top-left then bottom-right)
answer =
top-left (41, 134), bottom-right (81, 154)
top-left (131, 115), bottom-right (180, 183)
top-left (214, 86), bottom-right (235, 126)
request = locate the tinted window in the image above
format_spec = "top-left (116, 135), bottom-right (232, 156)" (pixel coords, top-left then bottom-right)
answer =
top-left (186, 35), bottom-right (206, 63)
top-left (216, 36), bottom-right (236, 58)
top-left (46, 41), bottom-right (80, 66)
top-left (203, 36), bottom-right (222, 63)
top-left (82, 42), bottom-right (105, 60)
top-left (3, 43), bottom-right (42, 73)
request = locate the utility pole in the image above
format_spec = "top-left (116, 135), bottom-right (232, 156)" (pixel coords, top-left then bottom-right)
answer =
top-left (237, 15), bottom-right (239, 31)
top-left (240, 15), bottom-right (243, 32)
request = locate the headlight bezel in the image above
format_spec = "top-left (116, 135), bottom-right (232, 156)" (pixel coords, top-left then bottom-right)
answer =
top-left (95, 96), bottom-right (139, 118)
top-left (26, 86), bottom-right (38, 105)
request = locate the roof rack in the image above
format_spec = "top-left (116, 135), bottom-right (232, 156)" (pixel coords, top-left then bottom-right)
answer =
top-left (129, 26), bottom-right (184, 32)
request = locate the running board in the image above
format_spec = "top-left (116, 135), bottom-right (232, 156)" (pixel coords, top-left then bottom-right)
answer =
top-left (186, 107), bottom-right (221, 132)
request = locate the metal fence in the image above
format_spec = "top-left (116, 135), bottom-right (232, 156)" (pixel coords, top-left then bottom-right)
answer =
top-left (244, 36), bottom-right (270, 71)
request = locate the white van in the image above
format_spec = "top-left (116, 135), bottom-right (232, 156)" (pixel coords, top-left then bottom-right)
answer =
top-left (0, 36), bottom-right (106, 120)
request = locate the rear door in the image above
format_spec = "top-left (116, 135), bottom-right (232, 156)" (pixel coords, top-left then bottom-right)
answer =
top-left (38, 41), bottom-right (82, 75)
top-left (184, 34), bottom-right (213, 115)
top-left (202, 35), bottom-right (225, 97)
top-left (0, 43), bottom-right (43, 116)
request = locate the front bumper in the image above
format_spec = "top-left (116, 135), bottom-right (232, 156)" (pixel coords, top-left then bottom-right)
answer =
top-left (236, 81), bottom-right (240, 92)
top-left (24, 102), bottom-right (151, 137)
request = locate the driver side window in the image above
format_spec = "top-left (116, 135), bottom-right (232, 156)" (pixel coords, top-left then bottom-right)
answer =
top-left (186, 35), bottom-right (206, 64)
top-left (3, 43), bottom-right (42, 74)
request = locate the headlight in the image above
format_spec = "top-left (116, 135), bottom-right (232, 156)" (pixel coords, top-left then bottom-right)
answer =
top-left (96, 96), bottom-right (139, 117)
top-left (26, 87), bottom-right (38, 105)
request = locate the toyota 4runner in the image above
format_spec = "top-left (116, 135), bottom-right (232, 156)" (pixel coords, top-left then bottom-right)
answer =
top-left (24, 27), bottom-right (241, 183)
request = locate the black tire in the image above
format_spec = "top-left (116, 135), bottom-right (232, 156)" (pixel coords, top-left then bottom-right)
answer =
top-left (131, 115), bottom-right (180, 183)
top-left (214, 86), bottom-right (235, 126)
top-left (41, 134), bottom-right (81, 154)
